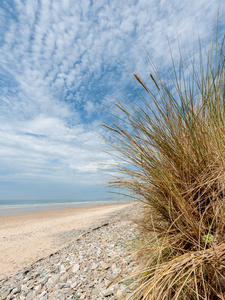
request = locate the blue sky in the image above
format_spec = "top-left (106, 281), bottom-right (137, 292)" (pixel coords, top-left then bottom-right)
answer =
top-left (0, 0), bottom-right (224, 201)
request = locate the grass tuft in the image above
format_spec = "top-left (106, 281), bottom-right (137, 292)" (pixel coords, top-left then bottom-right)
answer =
top-left (103, 19), bottom-right (225, 299)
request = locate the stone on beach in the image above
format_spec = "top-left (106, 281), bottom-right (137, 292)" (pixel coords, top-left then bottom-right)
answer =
top-left (0, 205), bottom-right (137, 299)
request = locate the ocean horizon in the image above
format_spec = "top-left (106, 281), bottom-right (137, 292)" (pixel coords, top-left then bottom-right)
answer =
top-left (0, 198), bottom-right (130, 217)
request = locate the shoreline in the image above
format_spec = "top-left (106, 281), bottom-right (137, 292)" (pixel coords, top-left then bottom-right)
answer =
top-left (0, 202), bottom-right (132, 277)
top-left (0, 200), bottom-right (131, 217)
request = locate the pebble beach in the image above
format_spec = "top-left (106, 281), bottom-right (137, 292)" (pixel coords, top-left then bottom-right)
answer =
top-left (0, 203), bottom-right (137, 299)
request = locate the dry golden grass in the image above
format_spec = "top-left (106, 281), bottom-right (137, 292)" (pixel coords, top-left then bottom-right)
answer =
top-left (103, 22), bottom-right (225, 299)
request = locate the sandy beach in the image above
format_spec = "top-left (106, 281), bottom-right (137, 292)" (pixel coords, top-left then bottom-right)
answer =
top-left (1, 204), bottom-right (136, 299)
top-left (0, 202), bottom-right (131, 278)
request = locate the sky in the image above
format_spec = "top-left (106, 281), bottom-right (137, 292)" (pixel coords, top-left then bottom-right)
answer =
top-left (0, 0), bottom-right (224, 201)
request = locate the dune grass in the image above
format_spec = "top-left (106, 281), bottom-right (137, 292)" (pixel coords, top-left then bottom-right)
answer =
top-left (103, 22), bottom-right (225, 299)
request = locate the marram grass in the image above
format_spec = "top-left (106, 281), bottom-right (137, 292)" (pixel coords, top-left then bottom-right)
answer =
top-left (103, 26), bottom-right (225, 299)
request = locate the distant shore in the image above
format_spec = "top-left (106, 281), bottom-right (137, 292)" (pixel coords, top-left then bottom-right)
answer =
top-left (0, 202), bottom-right (132, 277)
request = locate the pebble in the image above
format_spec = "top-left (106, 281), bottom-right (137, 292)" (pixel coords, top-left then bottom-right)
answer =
top-left (0, 205), bottom-right (137, 299)
top-left (72, 264), bottom-right (80, 273)
top-left (0, 293), bottom-right (7, 300)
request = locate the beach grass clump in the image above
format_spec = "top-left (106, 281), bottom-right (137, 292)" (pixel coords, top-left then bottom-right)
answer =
top-left (103, 27), bottom-right (225, 299)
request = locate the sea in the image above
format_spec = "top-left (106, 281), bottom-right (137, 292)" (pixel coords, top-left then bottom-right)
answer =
top-left (0, 198), bottom-right (130, 217)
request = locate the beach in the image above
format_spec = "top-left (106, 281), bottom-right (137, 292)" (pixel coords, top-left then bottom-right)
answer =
top-left (0, 202), bottom-right (136, 299)
top-left (0, 202), bottom-right (132, 277)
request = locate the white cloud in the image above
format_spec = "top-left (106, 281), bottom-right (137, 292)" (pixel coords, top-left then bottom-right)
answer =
top-left (0, 0), bottom-right (224, 198)
top-left (0, 115), bottom-right (109, 184)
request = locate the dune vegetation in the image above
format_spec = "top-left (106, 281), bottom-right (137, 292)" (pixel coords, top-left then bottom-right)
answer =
top-left (103, 20), bottom-right (225, 299)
